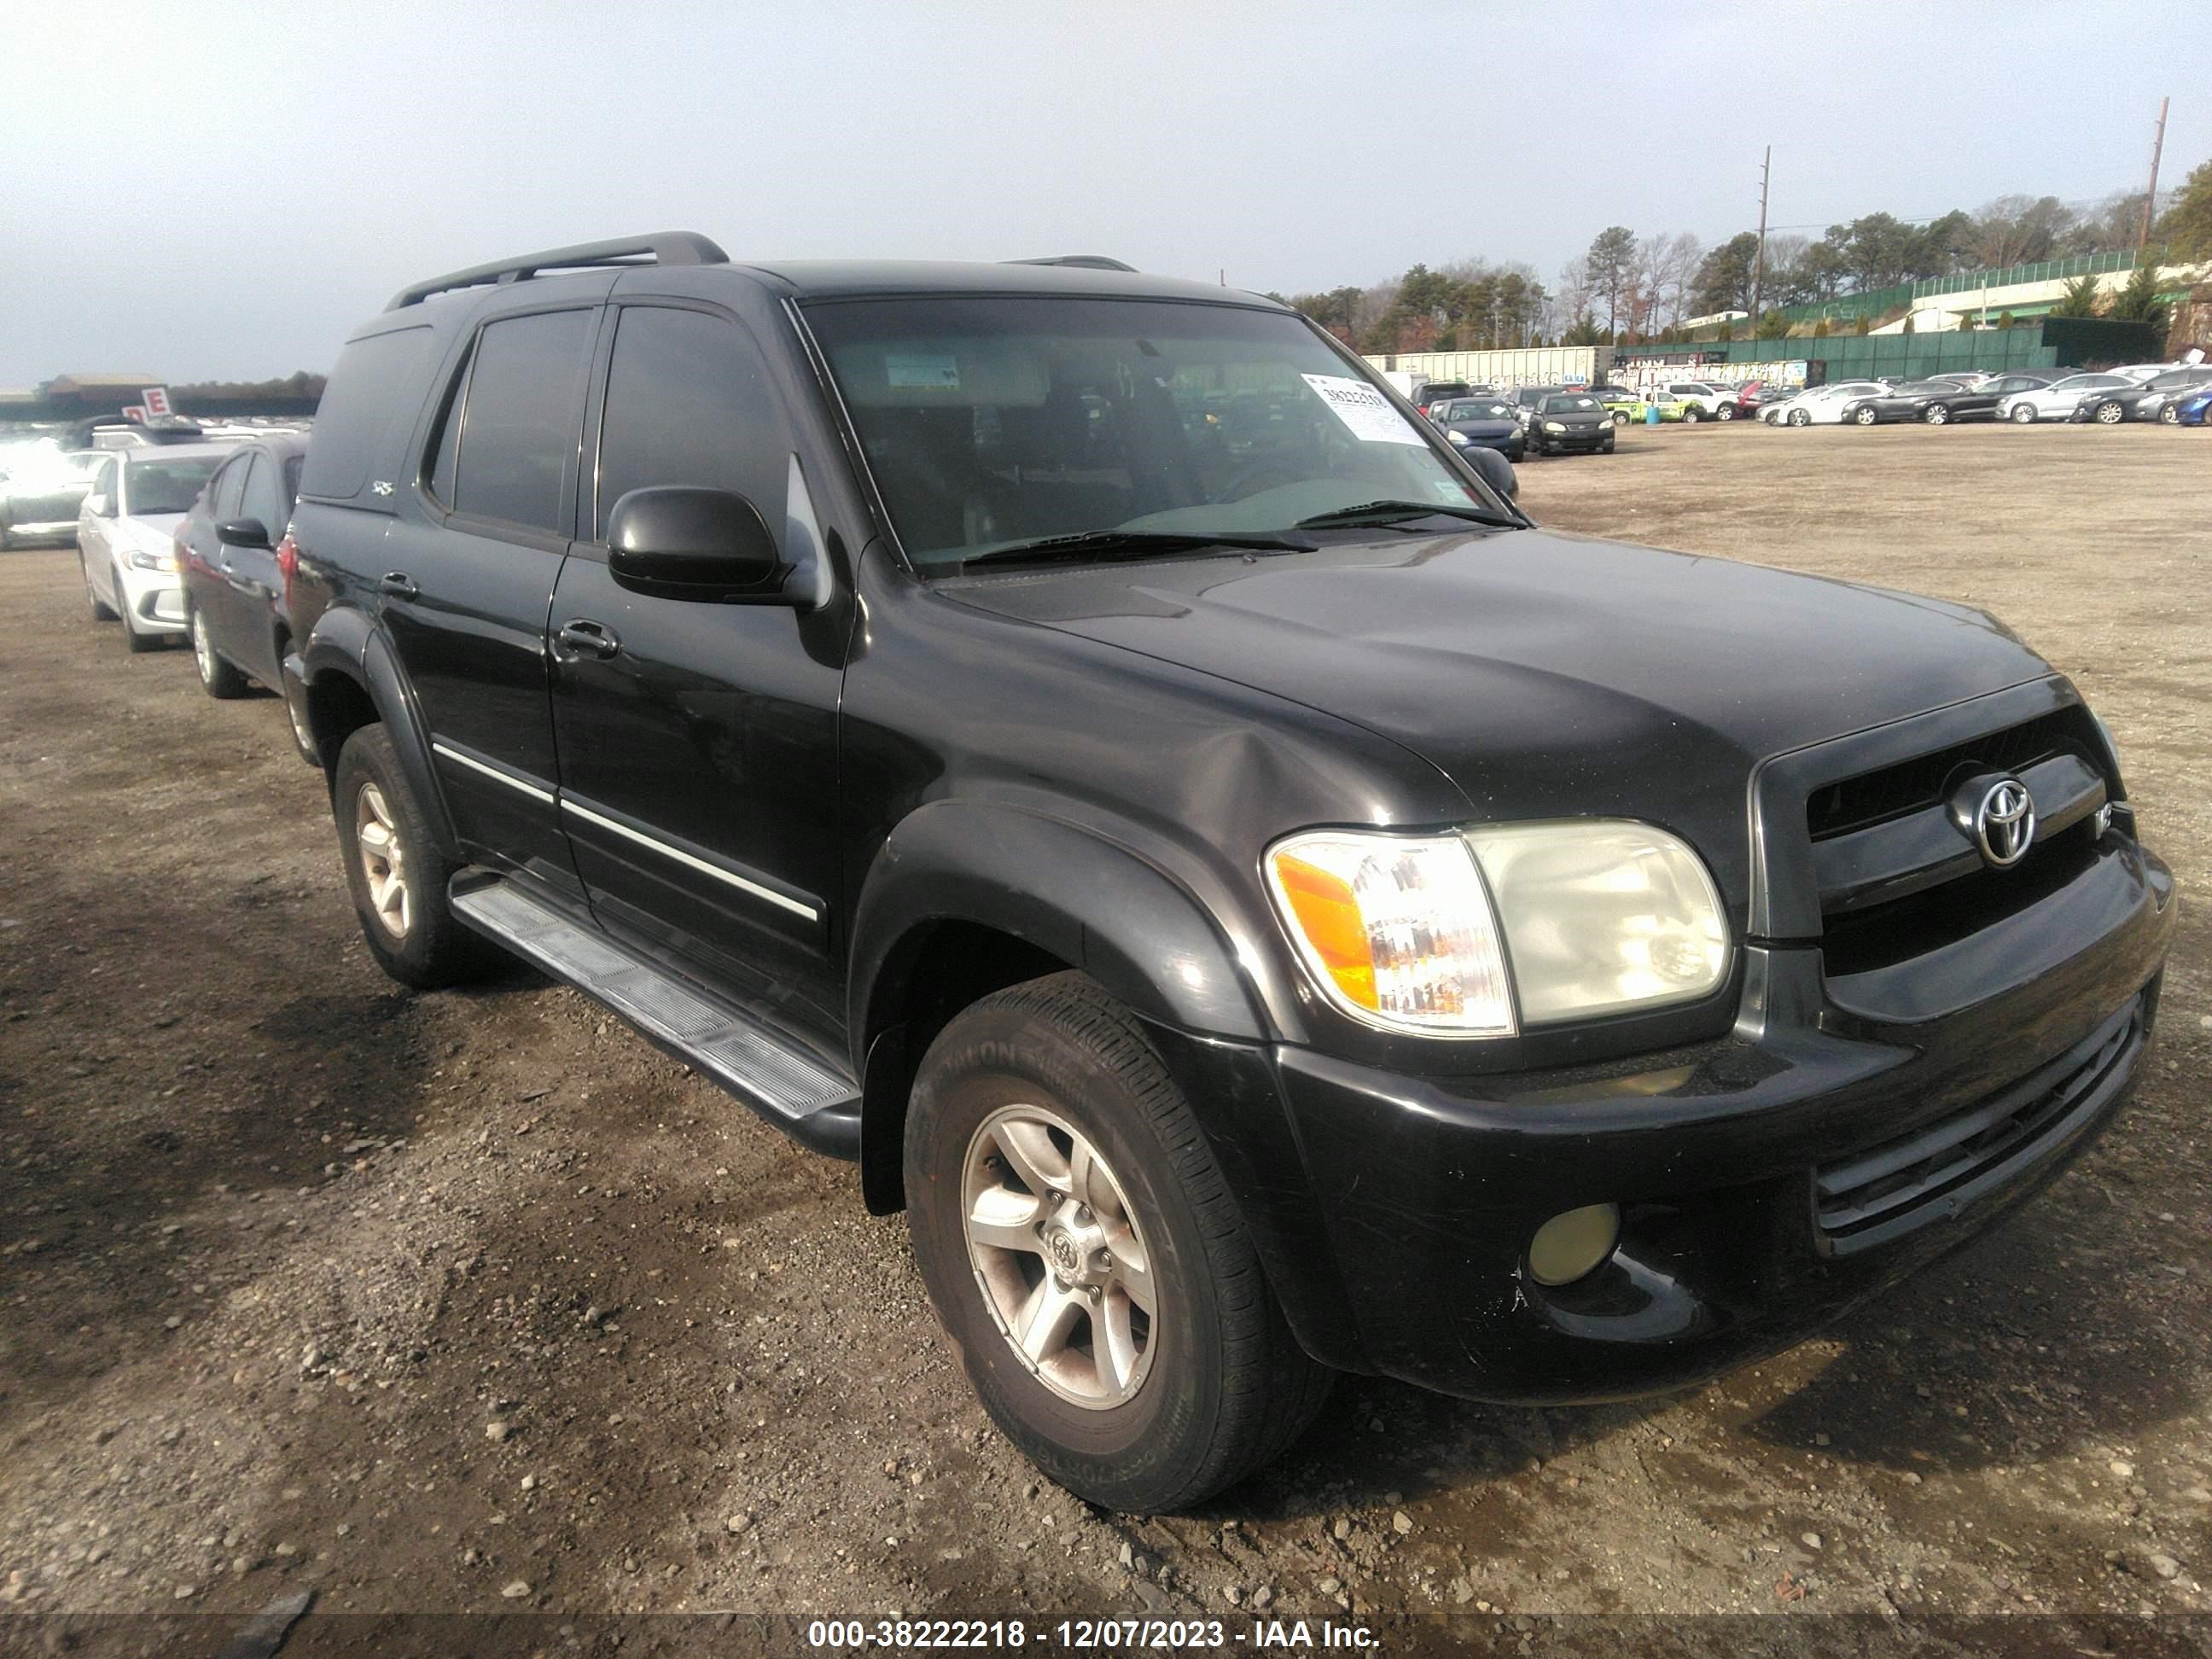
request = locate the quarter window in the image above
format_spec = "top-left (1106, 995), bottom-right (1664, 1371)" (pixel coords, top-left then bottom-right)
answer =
top-left (448, 309), bottom-right (595, 533)
top-left (211, 457), bottom-right (250, 522)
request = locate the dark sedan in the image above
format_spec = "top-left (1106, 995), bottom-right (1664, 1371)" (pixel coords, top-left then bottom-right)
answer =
top-left (1431, 396), bottom-right (1525, 462)
top-left (1525, 392), bottom-right (1615, 457)
top-left (176, 430), bottom-right (310, 707)
top-left (2071, 364), bottom-right (2212, 425)
top-left (1842, 373), bottom-right (2058, 427)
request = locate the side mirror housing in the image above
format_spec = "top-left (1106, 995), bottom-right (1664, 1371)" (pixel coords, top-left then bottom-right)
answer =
top-left (217, 517), bottom-right (271, 549)
top-left (604, 486), bottom-right (790, 603)
top-left (1465, 445), bottom-right (1518, 500)
top-left (85, 493), bottom-right (114, 517)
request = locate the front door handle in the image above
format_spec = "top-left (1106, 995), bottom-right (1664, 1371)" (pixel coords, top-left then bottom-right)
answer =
top-left (556, 619), bottom-right (621, 660)
top-left (380, 572), bottom-right (418, 600)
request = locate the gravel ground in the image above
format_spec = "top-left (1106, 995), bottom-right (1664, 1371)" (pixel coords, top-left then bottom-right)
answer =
top-left (0, 420), bottom-right (2205, 1647)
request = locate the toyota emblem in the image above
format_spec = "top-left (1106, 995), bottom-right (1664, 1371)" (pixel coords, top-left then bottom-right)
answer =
top-left (1974, 778), bottom-right (2035, 868)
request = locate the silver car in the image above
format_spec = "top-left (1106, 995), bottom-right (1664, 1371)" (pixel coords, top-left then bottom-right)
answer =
top-left (1997, 373), bottom-right (2133, 424)
top-left (77, 445), bottom-right (226, 652)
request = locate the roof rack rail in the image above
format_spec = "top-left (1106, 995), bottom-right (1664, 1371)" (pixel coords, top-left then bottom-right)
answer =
top-left (1006, 255), bottom-right (1138, 272)
top-left (385, 231), bottom-right (730, 311)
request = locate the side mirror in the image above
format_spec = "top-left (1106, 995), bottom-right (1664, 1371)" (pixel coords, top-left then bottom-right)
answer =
top-left (85, 494), bottom-right (114, 517)
top-left (1465, 445), bottom-right (1518, 500)
top-left (217, 518), bottom-right (271, 549)
top-left (604, 486), bottom-right (789, 603)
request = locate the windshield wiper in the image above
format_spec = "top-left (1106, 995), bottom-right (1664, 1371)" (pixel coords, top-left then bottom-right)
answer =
top-left (959, 528), bottom-right (1318, 569)
top-left (1295, 499), bottom-right (1522, 531)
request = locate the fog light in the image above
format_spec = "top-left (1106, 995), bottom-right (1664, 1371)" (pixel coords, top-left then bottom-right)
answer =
top-left (1527, 1203), bottom-right (1621, 1287)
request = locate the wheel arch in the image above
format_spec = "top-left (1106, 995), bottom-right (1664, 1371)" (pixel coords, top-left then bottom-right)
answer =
top-left (847, 800), bottom-right (1273, 1215)
top-left (297, 608), bottom-right (458, 858)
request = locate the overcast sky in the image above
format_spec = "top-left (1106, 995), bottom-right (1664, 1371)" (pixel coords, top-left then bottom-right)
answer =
top-left (3, 0), bottom-right (2203, 385)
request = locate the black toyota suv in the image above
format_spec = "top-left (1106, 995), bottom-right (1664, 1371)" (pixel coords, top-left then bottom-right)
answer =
top-left (281, 233), bottom-right (2173, 1513)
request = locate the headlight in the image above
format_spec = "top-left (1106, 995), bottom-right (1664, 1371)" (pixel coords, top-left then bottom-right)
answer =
top-left (1266, 822), bottom-right (1729, 1037)
top-left (1543, 421), bottom-right (1567, 433)
top-left (1447, 429), bottom-right (1471, 445)
top-left (128, 548), bottom-right (176, 573)
top-left (1465, 822), bottom-right (1728, 1023)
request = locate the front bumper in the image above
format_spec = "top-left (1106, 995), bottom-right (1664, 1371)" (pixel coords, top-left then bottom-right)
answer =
top-left (1250, 837), bottom-right (2174, 1403)
top-left (116, 562), bottom-right (186, 633)
top-left (1532, 428), bottom-right (1614, 454)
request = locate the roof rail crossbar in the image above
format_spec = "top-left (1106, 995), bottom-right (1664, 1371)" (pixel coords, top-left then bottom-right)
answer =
top-left (385, 231), bottom-right (731, 311)
top-left (1006, 255), bottom-right (1138, 272)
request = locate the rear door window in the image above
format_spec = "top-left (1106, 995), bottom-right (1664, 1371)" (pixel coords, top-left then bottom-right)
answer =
top-left (449, 309), bottom-right (595, 533)
top-left (297, 325), bottom-right (437, 499)
top-left (241, 452), bottom-right (288, 537)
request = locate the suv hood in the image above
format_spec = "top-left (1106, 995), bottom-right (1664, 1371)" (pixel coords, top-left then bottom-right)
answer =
top-left (946, 529), bottom-right (2051, 916)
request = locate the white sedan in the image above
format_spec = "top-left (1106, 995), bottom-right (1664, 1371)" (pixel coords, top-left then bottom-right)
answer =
top-left (77, 445), bottom-right (226, 652)
top-left (1997, 373), bottom-right (2133, 424)
top-left (1766, 381), bottom-right (1892, 425)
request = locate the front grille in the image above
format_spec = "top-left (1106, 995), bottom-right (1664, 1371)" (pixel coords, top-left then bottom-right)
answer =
top-left (1806, 707), bottom-right (2098, 841)
top-left (1814, 987), bottom-right (2149, 1253)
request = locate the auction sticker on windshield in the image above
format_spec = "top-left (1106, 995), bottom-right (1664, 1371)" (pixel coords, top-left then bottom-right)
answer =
top-left (1301, 374), bottom-right (1427, 445)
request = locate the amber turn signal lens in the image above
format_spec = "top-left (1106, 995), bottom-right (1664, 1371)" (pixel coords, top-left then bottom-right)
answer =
top-left (1271, 853), bottom-right (1377, 1009)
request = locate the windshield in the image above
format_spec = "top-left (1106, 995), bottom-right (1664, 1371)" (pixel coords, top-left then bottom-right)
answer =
top-left (1541, 394), bottom-right (1600, 413)
top-left (808, 298), bottom-right (1504, 572)
top-left (1447, 401), bottom-right (1514, 421)
top-left (123, 456), bottom-right (218, 516)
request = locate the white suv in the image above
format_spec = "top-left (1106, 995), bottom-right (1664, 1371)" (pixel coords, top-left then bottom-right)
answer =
top-left (1661, 381), bottom-right (1732, 422)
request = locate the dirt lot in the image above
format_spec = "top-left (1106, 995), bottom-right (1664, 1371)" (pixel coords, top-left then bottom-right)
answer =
top-left (1, 422), bottom-right (2207, 1644)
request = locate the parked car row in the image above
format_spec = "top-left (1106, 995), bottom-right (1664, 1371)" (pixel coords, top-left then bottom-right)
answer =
top-left (1750, 364), bottom-right (2212, 428)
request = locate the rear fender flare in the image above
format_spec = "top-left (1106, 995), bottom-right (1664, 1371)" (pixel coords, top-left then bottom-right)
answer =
top-left (299, 608), bottom-right (457, 859)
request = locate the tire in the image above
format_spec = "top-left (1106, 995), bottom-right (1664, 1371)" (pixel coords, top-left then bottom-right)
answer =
top-left (1681, 405), bottom-right (1702, 423)
top-left (1852, 406), bottom-right (1877, 426)
top-left (332, 725), bottom-right (504, 990)
top-left (189, 605), bottom-right (249, 698)
top-left (2159, 405), bottom-right (2180, 425)
top-left (2095, 400), bottom-right (2125, 425)
top-left (2011, 403), bottom-right (2037, 424)
top-left (84, 552), bottom-right (117, 621)
top-left (115, 570), bottom-right (162, 653)
top-left (1790, 408), bottom-right (1811, 427)
top-left (1924, 404), bottom-right (1950, 426)
top-left (1715, 403), bottom-right (1736, 421)
top-left (905, 972), bottom-right (1332, 1512)
top-left (1611, 410), bottom-right (1628, 427)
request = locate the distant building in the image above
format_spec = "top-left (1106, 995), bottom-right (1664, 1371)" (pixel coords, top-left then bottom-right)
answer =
top-left (39, 374), bottom-right (166, 412)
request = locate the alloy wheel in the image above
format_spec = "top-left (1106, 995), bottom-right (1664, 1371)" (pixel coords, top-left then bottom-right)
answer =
top-left (1855, 407), bottom-right (1877, 425)
top-left (962, 1103), bottom-right (1156, 1410)
top-left (191, 611), bottom-right (218, 685)
top-left (2011, 404), bottom-right (2036, 423)
top-left (2096, 401), bottom-right (2124, 425)
top-left (2159, 405), bottom-right (2180, 425)
top-left (1925, 405), bottom-right (1949, 425)
top-left (354, 782), bottom-right (411, 940)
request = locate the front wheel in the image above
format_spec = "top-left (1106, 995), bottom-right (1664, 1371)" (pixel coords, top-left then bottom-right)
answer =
top-left (2011, 404), bottom-right (2037, 424)
top-left (1924, 404), bottom-right (1951, 425)
top-left (2159, 404), bottom-right (2180, 425)
top-left (1790, 408), bottom-right (1811, 427)
top-left (1854, 406), bottom-right (1877, 426)
top-left (905, 973), bottom-right (1331, 1512)
top-left (333, 725), bottom-right (504, 989)
top-left (2095, 400), bottom-right (2125, 425)
top-left (1681, 405), bottom-right (1702, 423)
top-left (1715, 403), bottom-right (1736, 421)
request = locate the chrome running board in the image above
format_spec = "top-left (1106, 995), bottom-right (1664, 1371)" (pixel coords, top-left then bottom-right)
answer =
top-left (451, 872), bottom-right (859, 1157)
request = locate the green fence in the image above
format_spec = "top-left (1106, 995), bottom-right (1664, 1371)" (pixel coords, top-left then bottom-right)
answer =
top-left (1616, 315), bottom-right (2163, 381)
top-left (1777, 249), bottom-right (2145, 324)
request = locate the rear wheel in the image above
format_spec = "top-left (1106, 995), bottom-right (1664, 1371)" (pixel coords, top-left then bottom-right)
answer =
top-left (333, 725), bottom-right (503, 989)
top-left (2095, 399), bottom-right (2126, 425)
top-left (1715, 403), bottom-right (1736, 421)
top-left (2159, 404), bottom-right (2181, 425)
top-left (189, 607), bottom-right (249, 698)
top-left (1789, 408), bottom-right (1811, 427)
top-left (1854, 406), bottom-right (1878, 426)
top-left (1611, 410), bottom-right (1628, 427)
top-left (905, 972), bottom-right (1331, 1512)
top-left (1681, 405), bottom-right (1703, 423)
top-left (2011, 403), bottom-right (2037, 424)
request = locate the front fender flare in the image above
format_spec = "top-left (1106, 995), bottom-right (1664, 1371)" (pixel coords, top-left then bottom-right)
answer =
top-left (848, 800), bottom-right (1271, 1052)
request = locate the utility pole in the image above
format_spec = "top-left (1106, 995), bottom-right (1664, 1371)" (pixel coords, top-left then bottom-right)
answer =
top-left (2139, 96), bottom-right (2169, 252)
top-left (1749, 145), bottom-right (1771, 336)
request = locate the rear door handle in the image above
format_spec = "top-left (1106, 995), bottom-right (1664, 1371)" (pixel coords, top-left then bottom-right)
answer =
top-left (379, 572), bottom-right (418, 600)
top-left (556, 619), bottom-right (620, 660)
